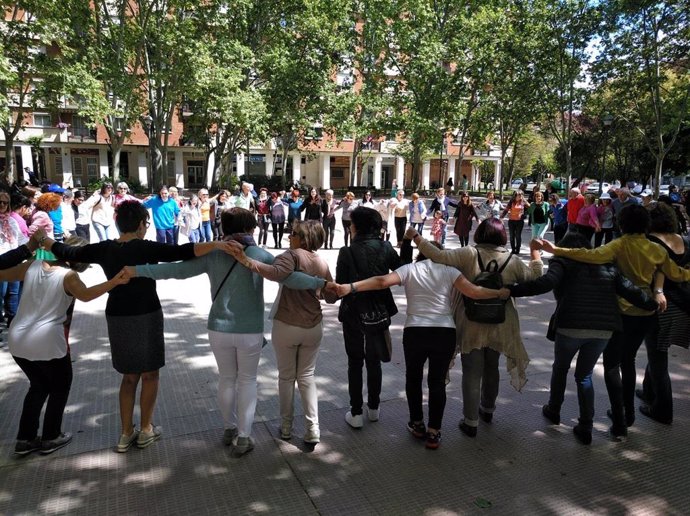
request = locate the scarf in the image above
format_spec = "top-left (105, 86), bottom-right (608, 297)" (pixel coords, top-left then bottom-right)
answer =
top-left (0, 212), bottom-right (16, 245)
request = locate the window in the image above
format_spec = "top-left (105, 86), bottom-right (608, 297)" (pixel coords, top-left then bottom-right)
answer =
top-left (54, 156), bottom-right (63, 175)
top-left (114, 117), bottom-right (126, 132)
top-left (305, 126), bottom-right (323, 140)
top-left (187, 161), bottom-right (204, 185)
top-left (332, 168), bottom-right (345, 179)
top-left (72, 157), bottom-right (83, 177)
top-left (86, 157), bottom-right (98, 181)
top-left (72, 116), bottom-right (91, 137)
top-left (34, 114), bottom-right (51, 127)
top-left (167, 153), bottom-right (176, 183)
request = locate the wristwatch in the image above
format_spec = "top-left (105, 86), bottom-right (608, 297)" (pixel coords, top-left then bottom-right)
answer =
top-left (654, 288), bottom-right (664, 294)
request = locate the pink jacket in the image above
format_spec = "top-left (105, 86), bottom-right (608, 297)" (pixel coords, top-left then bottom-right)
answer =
top-left (29, 211), bottom-right (54, 237)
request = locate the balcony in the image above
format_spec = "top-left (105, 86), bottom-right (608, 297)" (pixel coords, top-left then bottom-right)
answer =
top-left (379, 140), bottom-right (398, 154)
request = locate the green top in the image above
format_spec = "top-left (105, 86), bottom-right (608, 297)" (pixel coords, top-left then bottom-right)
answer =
top-left (136, 247), bottom-right (325, 333)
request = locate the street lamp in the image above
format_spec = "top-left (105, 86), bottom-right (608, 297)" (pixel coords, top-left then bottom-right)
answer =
top-left (599, 114), bottom-right (614, 196)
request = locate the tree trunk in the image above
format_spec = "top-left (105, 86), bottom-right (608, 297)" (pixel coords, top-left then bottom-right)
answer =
top-left (3, 136), bottom-right (15, 182)
top-left (349, 142), bottom-right (360, 186)
top-left (412, 145), bottom-right (421, 192)
top-left (112, 145), bottom-right (122, 181)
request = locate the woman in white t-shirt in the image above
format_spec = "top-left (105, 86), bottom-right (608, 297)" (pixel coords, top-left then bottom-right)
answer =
top-left (334, 239), bottom-right (501, 450)
top-left (6, 236), bottom-right (128, 456)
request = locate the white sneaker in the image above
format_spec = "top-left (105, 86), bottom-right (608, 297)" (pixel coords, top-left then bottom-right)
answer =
top-left (367, 405), bottom-right (380, 422)
top-left (345, 410), bottom-right (364, 429)
top-left (303, 426), bottom-right (320, 444)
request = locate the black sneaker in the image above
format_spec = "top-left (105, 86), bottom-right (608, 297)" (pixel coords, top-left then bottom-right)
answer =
top-left (573, 425), bottom-right (592, 445)
top-left (407, 421), bottom-right (426, 439)
top-left (458, 421), bottom-right (477, 438)
top-left (425, 431), bottom-right (441, 449)
top-left (608, 425), bottom-right (628, 442)
top-left (40, 432), bottom-right (73, 455)
top-left (639, 405), bottom-right (672, 425)
top-left (606, 408), bottom-right (634, 428)
top-left (14, 438), bottom-right (42, 456)
top-left (542, 404), bottom-right (561, 425)
top-left (635, 388), bottom-right (649, 403)
top-left (478, 407), bottom-right (493, 424)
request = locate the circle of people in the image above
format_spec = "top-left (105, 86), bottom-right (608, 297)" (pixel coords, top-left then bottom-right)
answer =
top-left (3, 178), bottom-right (689, 457)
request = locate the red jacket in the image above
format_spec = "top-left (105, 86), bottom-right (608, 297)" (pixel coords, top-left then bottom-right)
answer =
top-left (566, 195), bottom-right (585, 224)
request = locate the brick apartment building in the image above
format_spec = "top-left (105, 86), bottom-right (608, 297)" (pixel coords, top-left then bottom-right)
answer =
top-left (1, 10), bottom-right (504, 193)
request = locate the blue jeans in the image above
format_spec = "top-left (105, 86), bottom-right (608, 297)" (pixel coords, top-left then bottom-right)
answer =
top-left (413, 222), bottom-right (424, 235)
top-left (5, 280), bottom-right (20, 323)
top-left (188, 227), bottom-right (200, 243)
top-left (156, 228), bottom-right (174, 244)
top-left (199, 220), bottom-right (213, 242)
top-left (550, 333), bottom-right (608, 430)
top-left (92, 222), bottom-right (112, 241)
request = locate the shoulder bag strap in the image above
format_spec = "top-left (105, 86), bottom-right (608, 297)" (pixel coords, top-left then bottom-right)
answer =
top-left (213, 258), bottom-right (240, 301)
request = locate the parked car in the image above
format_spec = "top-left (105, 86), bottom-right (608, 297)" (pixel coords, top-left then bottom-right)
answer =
top-left (510, 179), bottom-right (524, 190)
top-left (660, 184), bottom-right (670, 196)
top-left (586, 182), bottom-right (610, 194)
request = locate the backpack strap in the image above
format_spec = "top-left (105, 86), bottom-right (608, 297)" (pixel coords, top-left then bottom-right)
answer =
top-left (476, 249), bottom-right (486, 272)
top-left (497, 253), bottom-right (513, 273)
top-left (476, 250), bottom-right (500, 272)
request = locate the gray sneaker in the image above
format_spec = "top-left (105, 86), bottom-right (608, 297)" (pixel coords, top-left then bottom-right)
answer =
top-left (40, 432), bottom-right (73, 455)
top-left (222, 427), bottom-right (238, 446)
top-left (232, 436), bottom-right (255, 457)
top-left (117, 429), bottom-right (139, 453)
top-left (280, 419), bottom-right (292, 440)
top-left (136, 425), bottom-right (162, 449)
top-left (15, 438), bottom-right (42, 456)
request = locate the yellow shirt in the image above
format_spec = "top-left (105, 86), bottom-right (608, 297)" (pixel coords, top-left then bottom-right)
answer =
top-left (553, 233), bottom-right (690, 315)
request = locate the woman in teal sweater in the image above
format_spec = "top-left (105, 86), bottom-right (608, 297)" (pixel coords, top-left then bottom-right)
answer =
top-left (128, 208), bottom-right (326, 457)
top-left (143, 185), bottom-right (180, 245)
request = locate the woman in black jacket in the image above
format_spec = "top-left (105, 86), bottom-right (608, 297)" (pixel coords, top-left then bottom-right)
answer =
top-left (505, 232), bottom-right (657, 445)
top-left (300, 187), bottom-right (327, 222)
top-left (335, 207), bottom-right (401, 428)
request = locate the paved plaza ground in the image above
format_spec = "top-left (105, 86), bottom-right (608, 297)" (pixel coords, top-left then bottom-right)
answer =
top-left (1, 207), bottom-right (690, 515)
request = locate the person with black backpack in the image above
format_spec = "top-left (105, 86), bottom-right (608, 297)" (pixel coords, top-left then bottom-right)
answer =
top-left (333, 238), bottom-right (503, 449)
top-left (407, 218), bottom-right (543, 438)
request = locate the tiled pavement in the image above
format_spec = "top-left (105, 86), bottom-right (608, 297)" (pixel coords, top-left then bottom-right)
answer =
top-left (1, 215), bottom-right (690, 515)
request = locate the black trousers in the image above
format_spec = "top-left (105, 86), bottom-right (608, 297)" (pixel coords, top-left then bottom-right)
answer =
top-left (342, 220), bottom-right (352, 247)
top-left (394, 217), bottom-right (407, 244)
top-left (508, 219), bottom-right (524, 253)
top-left (403, 327), bottom-right (456, 430)
top-left (271, 223), bottom-right (285, 248)
top-left (323, 216), bottom-right (336, 248)
top-left (75, 224), bottom-right (91, 241)
top-left (13, 354), bottom-right (73, 441)
top-left (603, 314), bottom-right (658, 429)
top-left (342, 318), bottom-right (383, 415)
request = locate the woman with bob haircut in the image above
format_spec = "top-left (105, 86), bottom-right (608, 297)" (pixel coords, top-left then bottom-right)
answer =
top-left (229, 220), bottom-right (338, 445)
top-left (539, 204), bottom-right (690, 440)
top-left (128, 208), bottom-right (327, 456)
top-left (8, 235), bottom-right (130, 456)
top-left (407, 217), bottom-right (543, 437)
top-left (40, 201), bottom-right (229, 453)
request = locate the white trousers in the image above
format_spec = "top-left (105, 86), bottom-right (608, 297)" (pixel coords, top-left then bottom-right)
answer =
top-left (272, 319), bottom-right (323, 430)
top-left (208, 330), bottom-right (262, 437)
